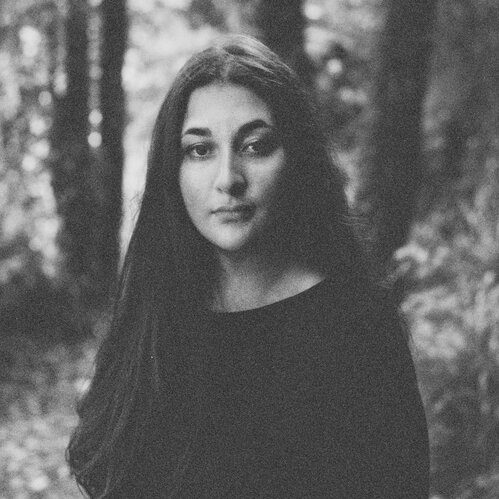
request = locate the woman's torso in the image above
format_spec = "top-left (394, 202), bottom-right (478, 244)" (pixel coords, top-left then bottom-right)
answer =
top-left (117, 277), bottom-right (429, 498)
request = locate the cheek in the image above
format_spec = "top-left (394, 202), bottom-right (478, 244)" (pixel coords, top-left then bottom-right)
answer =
top-left (179, 168), bottom-right (204, 217)
top-left (255, 153), bottom-right (290, 207)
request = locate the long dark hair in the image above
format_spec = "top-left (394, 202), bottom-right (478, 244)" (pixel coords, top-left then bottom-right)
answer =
top-left (67, 35), bottom-right (369, 498)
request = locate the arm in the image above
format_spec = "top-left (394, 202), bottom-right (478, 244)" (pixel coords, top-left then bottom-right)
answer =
top-left (359, 298), bottom-right (430, 498)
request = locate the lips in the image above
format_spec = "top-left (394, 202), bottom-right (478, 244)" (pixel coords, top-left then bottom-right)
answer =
top-left (212, 204), bottom-right (253, 213)
top-left (211, 204), bottom-right (255, 220)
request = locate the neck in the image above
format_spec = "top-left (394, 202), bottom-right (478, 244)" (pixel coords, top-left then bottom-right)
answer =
top-left (211, 248), bottom-right (326, 312)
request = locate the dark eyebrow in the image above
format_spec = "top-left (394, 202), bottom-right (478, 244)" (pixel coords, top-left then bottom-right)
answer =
top-left (181, 119), bottom-right (274, 139)
top-left (236, 119), bottom-right (274, 140)
top-left (182, 127), bottom-right (211, 138)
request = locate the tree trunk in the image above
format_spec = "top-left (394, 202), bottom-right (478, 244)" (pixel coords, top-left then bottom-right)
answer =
top-left (253, 0), bottom-right (313, 84)
top-left (219, 0), bottom-right (313, 84)
top-left (97, 0), bottom-right (127, 298)
top-left (50, 0), bottom-right (94, 298)
top-left (357, 0), bottom-right (438, 273)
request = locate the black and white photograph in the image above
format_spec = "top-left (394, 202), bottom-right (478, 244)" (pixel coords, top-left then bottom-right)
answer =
top-left (1, 1), bottom-right (498, 497)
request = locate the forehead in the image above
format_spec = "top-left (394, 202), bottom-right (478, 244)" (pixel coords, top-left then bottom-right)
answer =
top-left (182, 83), bottom-right (274, 132)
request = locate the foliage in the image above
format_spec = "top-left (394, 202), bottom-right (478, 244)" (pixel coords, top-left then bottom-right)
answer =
top-left (398, 152), bottom-right (499, 497)
top-left (0, 1), bottom-right (84, 347)
top-left (0, 339), bottom-right (95, 498)
top-left (1, 1), bottom-right (499, 498)
top-left (0, 10), bottom-right (58, 276)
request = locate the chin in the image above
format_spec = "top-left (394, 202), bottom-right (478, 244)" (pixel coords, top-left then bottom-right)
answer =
top-left (211, 238), bottom-right (252, 254)
top-left (201, 222), bottom-right (269, 255)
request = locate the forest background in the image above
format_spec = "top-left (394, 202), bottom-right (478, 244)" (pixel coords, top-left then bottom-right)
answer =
top-left (1, 0), bottom-right (498, 497)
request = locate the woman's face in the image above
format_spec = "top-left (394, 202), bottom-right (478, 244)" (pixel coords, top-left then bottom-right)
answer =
top-left (179, 83), bottom-right (289, 255)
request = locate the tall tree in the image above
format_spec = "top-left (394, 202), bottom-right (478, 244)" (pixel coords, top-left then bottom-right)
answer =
top-left (356, 0), bottom-right (438, 274)
top-left (432, 0), bottom-right (488, 188)
top-left (193, 0), bottom-right (313, 84)
top-left (252, 0), bottom-right (312, 85)
top-left (97, 0), bottom-right (127, 298)
top-left (430, 3), bottom-right (499, 493)
top-left (50, 0), bottom-right (95, 298)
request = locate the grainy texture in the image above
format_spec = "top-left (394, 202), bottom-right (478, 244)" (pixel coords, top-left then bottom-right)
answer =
top-left (114, 277), bottom-right (429, 497)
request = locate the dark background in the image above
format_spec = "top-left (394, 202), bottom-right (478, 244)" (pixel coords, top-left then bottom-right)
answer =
top-left (1, 0), bottom-right (498, 497)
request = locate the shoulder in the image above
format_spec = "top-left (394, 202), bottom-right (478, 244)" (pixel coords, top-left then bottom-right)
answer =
top-left (319, 274), bottom-right (419, 393)
top-left (318, 274), bottom-right (403, 338)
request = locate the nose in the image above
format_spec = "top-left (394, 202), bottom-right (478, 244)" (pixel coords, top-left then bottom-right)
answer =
top-left (213, 149), bottom-right (246, 196)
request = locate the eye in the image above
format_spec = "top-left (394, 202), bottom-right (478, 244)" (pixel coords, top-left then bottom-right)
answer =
top-left (183, 143), bottom-right (212, 159)
top-left (241, 136), bottom-right (277, 156)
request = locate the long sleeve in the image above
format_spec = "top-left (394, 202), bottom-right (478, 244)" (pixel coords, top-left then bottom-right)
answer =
top-left (349, 296), bottom-right (430, 498)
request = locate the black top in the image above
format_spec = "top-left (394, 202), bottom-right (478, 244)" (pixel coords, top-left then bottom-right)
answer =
top-left (120, 277), bottom-right (429, 498)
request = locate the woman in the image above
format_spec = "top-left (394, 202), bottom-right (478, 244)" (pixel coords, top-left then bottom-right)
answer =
top-left (67, 35), bottom-right (429, 498)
